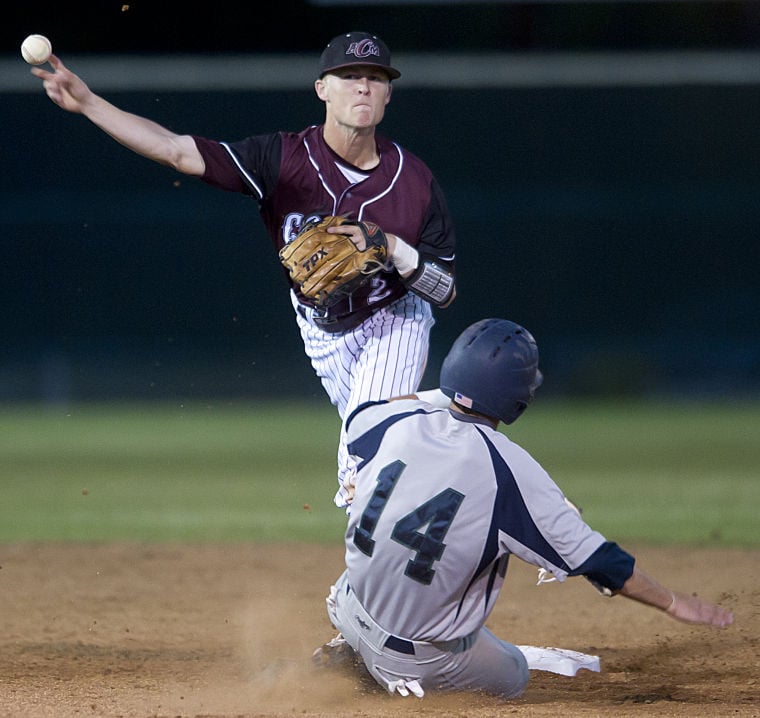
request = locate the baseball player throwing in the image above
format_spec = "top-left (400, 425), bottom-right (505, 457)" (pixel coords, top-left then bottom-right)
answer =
top-left (319, 318), bottom-right (733, 699)
top-left (30, 31), bottom-right (456, 508)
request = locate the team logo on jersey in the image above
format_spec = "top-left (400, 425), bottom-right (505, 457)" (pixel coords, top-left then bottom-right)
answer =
top-left (346, 39), bottom-right (381, 61)
top-left (282, 212), bottom-right (323, 245)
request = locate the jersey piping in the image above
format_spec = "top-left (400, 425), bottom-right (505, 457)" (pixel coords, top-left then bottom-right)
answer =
top-left (302, 131), bottom-right (338, 212)
top-left (219, 141), bottom-right (264, 199)
top-left (346, 406), bottom-right (433, 471)
top-left (356, 143), bottom-right (404, 219)
top-left (476, 425), bottom-right (570, 573)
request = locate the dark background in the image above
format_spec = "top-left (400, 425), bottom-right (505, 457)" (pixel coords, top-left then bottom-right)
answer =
top-left (2, 2), bottom-right (759, 404)
top-left (5, 1), bottom-right (760, 54)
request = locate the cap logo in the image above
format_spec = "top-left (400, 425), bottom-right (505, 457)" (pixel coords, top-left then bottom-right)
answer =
top-left (346, 38), bottom-right (381, 61)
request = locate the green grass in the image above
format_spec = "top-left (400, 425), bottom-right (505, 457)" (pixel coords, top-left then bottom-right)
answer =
top-left (0, 401), bottom-right (346, 543)
top-left (505, 399), bottom-right (760, 547)
top-left (1, 399), bottom-right (758, 546)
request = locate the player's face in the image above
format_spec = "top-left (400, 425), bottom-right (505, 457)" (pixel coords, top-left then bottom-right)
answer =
top-left (316, 66), bottom-right (392, 130)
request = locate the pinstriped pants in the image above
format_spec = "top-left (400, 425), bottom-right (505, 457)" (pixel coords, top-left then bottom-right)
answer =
top-left (291, 290), bottom-right (434, 508)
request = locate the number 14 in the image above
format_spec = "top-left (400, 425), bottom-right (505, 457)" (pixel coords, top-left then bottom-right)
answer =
top-left (353, 460), bottom-right (464, 585)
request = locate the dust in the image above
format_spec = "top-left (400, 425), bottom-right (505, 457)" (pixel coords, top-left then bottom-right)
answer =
top-left (0, 543), bottom-right (757, 717)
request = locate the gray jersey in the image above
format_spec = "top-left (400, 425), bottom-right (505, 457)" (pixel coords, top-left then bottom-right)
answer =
top-left (344, 399), bottom-right (607, 642)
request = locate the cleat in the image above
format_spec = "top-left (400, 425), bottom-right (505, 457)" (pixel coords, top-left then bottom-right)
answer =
top-left (312, 634), bottom-right (358, 669)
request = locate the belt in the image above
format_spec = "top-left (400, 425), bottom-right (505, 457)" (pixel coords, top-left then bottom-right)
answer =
top-left (296, 303), bottom-right (375, 334)
top-left (384, 631), bottom-right (478, 656)
top-left (384, 635), bottom-right (415, 655)
top-left (337, 575), bottom-right (477, 658)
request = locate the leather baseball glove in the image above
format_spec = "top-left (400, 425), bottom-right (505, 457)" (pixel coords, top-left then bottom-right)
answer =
top-left (279, 215), bottom-right (389, 307)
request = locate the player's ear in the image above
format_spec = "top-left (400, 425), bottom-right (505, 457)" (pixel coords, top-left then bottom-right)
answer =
top-left (315, 77), bottom-right (328, 101)
top-left (385, 82), bottom-right (393, 105)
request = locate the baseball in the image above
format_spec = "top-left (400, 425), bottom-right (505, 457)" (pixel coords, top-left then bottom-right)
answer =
top-left (21, 34), bottom-right (52, 65)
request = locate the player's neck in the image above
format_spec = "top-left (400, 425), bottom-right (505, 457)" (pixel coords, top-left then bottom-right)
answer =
top-left (450, 403), bottom-right (499, 429)
top-left (322, 125), bottom-right (379, 170)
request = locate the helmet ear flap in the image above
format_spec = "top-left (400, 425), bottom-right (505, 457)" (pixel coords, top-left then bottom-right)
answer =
top-left (503, 401), bottom-right (528, 425)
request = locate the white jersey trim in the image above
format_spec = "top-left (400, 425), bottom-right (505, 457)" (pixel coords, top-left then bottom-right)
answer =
top-left (303, 132), bottom-right (339, 214)
top-left (357, 143), bottom-right (404, 219)
top-left (219, 141), bottom-right (265, 200)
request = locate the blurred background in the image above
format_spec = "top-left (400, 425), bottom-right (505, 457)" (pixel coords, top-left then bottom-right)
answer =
top-left (2, 1), bottom-right (759, 405)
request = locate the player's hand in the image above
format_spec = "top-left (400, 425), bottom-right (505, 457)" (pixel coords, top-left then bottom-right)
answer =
top-left (666, 591), bottom-right (734, 628)
top-left (327, 220), bottom-right (387, 252)
top-left (327, 222), bottom-right (367, 249)
top-left (31, 55), bottom-right (93, 114)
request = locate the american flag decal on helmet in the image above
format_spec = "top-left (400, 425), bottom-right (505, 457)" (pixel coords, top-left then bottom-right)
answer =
top-left (454, 392), bottom-right (473, 408)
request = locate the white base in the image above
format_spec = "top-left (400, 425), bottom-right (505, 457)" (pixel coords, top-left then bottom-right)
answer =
top-left (517, 645), bottom-right (601, 677)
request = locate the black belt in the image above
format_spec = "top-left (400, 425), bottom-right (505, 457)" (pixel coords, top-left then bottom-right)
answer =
top-left (384, 635), bottom-right (415, 655)
top-left (384, 632), bottom-right (478, 656)
top-left (297, 303), bottom-right (375, 334)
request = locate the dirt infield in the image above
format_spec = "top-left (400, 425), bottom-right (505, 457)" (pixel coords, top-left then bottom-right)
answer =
top-left (1, 542), bottom-right (757, 717)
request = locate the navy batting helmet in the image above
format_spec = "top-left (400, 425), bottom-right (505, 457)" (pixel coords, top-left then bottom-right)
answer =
top-left (439, 318), bottom-right (542, 425)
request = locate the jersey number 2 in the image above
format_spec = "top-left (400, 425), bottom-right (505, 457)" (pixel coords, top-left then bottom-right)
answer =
top-left (353, 459), bottom-right (464, 585)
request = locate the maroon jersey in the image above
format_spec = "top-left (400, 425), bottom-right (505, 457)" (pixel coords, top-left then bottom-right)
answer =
top-left (193, 126), bottom-right (455, 324)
